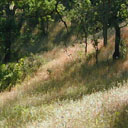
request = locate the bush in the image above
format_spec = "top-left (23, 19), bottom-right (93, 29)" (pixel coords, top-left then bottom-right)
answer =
top-left (0, 54), bottom-right (45, 91)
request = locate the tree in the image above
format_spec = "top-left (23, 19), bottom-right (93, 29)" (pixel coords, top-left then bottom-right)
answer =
top-left (68, 0), bottom-right (92, 53)
top-left (108, 0), bottom-right (128, 59)
top-left (90, 0), bottom-right (110, 47)
top-left (0, 0), bottom-right (61, 63)
top-left (0, 0), bottom-right (24, 63)
top-left (90, 0), bottom-right (128, 59)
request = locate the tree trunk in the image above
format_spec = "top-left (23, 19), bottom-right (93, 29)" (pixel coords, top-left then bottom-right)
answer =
top-left (4, 41), bottom-right (11, 63)
top-left (85, 35), bottom-right (88, 54)
top-left (3, 4), bottom-right (14, 63)
top-left (55, 1), bottom-right (68, 33)
top-left (83, 25), bottom-right (88, 54)
top-left (96, 47), bottom-right (98, 64)
top-left (102, 0), bottom-right (108, 47)
top-left (113, 23), bottom-right (120, 60)
top-left (4, 29), bottom-right (12, 63)
top-left (103, 22), bottom-right (107, 46)
top-left (92, 36), bottom-right (99, 64)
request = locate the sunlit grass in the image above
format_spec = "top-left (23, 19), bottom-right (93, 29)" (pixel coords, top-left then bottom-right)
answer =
top-left (0, 27), bottom-right (128, 128)
top-left (0, 49), bottom-right (128, 128)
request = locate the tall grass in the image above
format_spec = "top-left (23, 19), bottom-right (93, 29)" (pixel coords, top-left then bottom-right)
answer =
top-left (0, 27), bottom-right (128, 128)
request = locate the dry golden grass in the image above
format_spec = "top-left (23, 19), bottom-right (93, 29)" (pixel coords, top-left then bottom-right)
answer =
top-left (0, 43), bottom-right (85, 108)
top-left (26, 85), bottom-right (128, 128)
top-left (0, 27), bottom-right (128, 128)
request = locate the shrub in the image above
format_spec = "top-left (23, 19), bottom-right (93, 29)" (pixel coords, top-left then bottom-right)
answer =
top-left (0, 54), bottom-right (45, 91)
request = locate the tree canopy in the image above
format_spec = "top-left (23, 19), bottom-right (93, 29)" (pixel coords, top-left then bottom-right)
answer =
top-left (0, 0), bottom-right (128, 63)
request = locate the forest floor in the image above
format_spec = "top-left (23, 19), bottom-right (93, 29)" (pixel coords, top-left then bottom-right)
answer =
top-left (0, 28), bottom-right (128, 128)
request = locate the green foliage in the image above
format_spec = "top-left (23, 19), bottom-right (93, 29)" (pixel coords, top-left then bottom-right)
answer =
top-left (0, 0), bottom-right (128, 91)
top-left (0, 0), bottom-right (63, 63)
top-left (0, 54), bottom-right (45, 91)
top-left (120, 40), bottom-right (128, 58)
top-left (0, 61), bottom-right (23, 91)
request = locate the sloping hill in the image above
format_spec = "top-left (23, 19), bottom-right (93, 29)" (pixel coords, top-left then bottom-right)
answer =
top-left (27, 85), bottom-right (128, 128)
top-left (0, 28), bottom-right (128, 128)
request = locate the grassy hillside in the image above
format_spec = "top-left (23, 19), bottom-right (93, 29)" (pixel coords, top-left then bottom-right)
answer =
top-left (0, 27), bottom-right (128, 128)
top-left (0, 21), bottom-right (79, 91)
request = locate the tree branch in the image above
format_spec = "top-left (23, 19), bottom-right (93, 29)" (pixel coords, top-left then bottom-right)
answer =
top-left (120, 22), bottom-right (128, 28)
top-left (55, 1), bottom-right (68, 33)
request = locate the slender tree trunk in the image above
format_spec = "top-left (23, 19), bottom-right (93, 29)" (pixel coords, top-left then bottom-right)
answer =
top-left (3, 4), bottom-right (15, 63)
top-left (83, 26), bottom-right (88, 54)
top-left (85, 35), bottom-right (88, 54)
top-left (102, 0), bottom-right (108, 46)
top-left (113, 23), bottom-right (120, 60)
top-left (4, 38), bottom-right (11, 63)
top-left (96, 46), bottom-right (98, 64)
top-left (92, 35), bottom-right (99, 64)
top-left (4, 25), bottom-right (12, 63)
top-left (46, 18), bottom-right (49, 33)
top-left (103, 22), bottom-right (107, 46)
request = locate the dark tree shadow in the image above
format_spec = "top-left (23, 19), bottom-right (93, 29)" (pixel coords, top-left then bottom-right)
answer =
top-left (10, 22), bottom-right (78, 62)
top-left (53, 25), bottom-right (78, 46)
